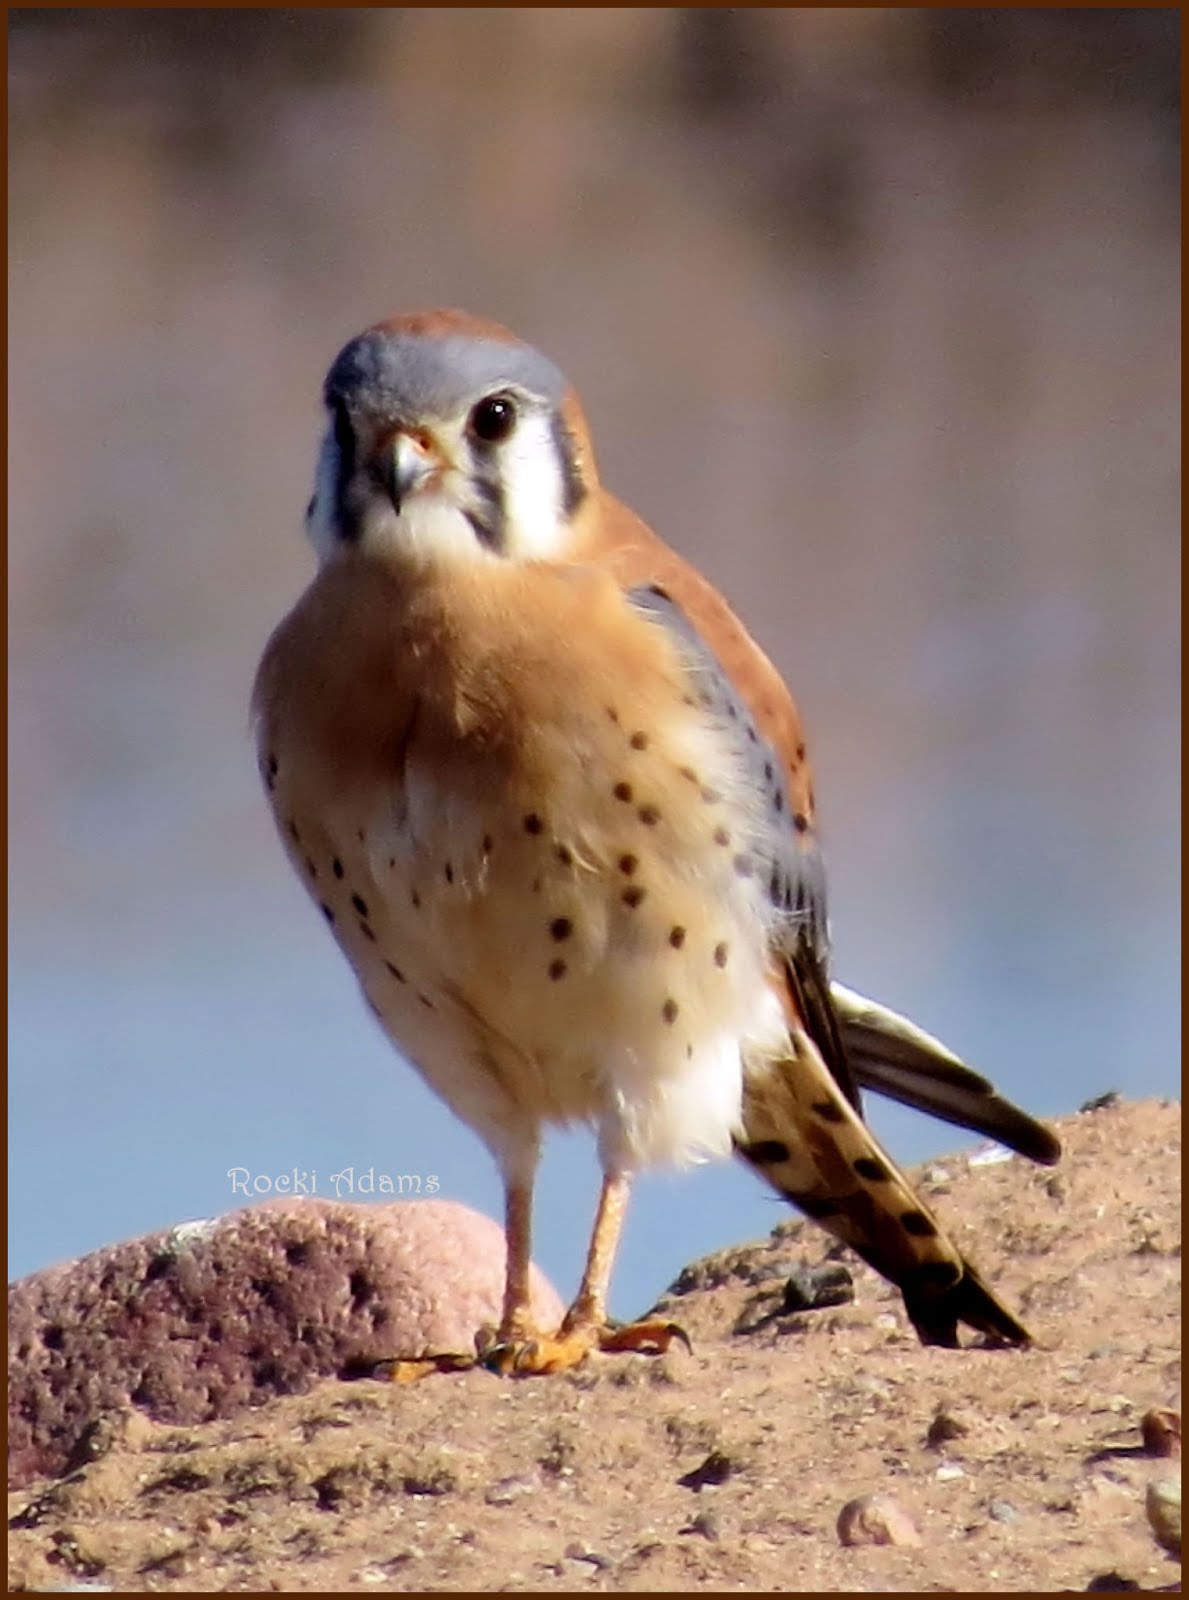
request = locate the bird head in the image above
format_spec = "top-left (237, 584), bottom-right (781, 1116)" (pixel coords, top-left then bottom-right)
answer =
top-left (307, 309), bottom-right (598, 566)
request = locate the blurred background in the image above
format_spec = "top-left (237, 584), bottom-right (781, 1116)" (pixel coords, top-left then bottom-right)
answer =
top-left (9, 9), bottom-right (1180, 1317)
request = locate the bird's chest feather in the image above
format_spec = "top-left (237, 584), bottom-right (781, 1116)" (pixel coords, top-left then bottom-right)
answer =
top-left (254, 556), bottom-right (788, 1149)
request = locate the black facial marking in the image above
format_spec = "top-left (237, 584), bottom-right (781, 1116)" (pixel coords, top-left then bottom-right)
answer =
top-left (812, 1099), bottom-right (845, 1124)
top-left (464, 469), bottom-right (506, 552)
top-left (351, 893), bottom-right (369, 918)
top-left (550, 411), bottom-right (587, 518)
top-left (331, 400), bottom-right (361, 544)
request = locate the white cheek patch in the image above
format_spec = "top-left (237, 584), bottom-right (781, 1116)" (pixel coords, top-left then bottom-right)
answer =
top-left (498, 411), bottom-right (569, 560)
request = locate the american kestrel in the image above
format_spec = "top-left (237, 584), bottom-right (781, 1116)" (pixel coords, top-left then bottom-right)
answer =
top-left (253, 309), bottom-right (1060, 1375)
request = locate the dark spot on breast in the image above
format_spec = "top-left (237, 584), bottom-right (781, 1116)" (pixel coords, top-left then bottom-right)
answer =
top-left (332, 858), bottom-right (344, 880)
top-left (678, 766), bottom-right (699, 784)
top-left (638, 804), bottom-right (661, 826)
top-left (793, 812), bottom-right (810, 834)
top-left (418, 994), bottom-right (435, 1010)
top-left (622, 885), bottom-right (647, 909)
top-left (606, 706), bottom-right (620, 724)
top-left (444, 862), bottom-right (454, 884)
top-left (384, 962), bottom-right (407, 983)
top-left (523, 813), bottom-right (543, 835)
top-left (549, 917), bottom-right (573, 942)
top-left (714, 942), bottom-right (729, 967)
top-left (358, 922), bottom-right (376, 942)
top-left (411, 890), bottom-right (421, 910)
top-left (613, 782), bottom-right (633, 803)
top-left (795, 741), bottom-right (807, 763)
top-left (764, 762), bottom-right (774, 782)
top-left (773, 791), bottom-right (784, 813)
top-left (304, 858), bottom-right (317, 878)
top-left (351, 894), bottom-right (369, 918)
top-left (739, 1138), bottom-right (790, 1165)
top-left (482, 835), bottom-right (494, 855)
top-left (320, 904), bottom-right (335, 925)
top-left (727, 703), bottom-right (738, 720)
top-left (662, 998), bottom-right (679, 1025)
top-left (287, 820), bottom-right (301, 844)
top-left (747, 725), bottom-right (758, 743)
top-left (548, 959), bottom-right (567, 981)
top-left (733, 853), bottom-right (754, 878)
top-left (854, 1157), bottom-right (889, 1181)
top-left (900, 1210), bottom-right (938, 1238)
top-left (669, 926), bottom-right (686, 949)
top-left (713, 827), bottom-right (731, 847)
top-left (702, 787), bottom-right (723, 806)
top-left (812, 1099), bottom-right (845, 1124)
top-left (629, 731), bottom-right (649, 750)
top-left (556, 844), bottom-right (572, 866)
top-left (618, 854), bottom-right (639, 876)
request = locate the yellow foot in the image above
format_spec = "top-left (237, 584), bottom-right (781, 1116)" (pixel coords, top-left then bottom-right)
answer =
top-left (478, 1317), bottom-right (691, 1377)
top-left (596, 1317), bottom-right (692, 1358)
top-left (376, 1353), bottom-right (477, 1384)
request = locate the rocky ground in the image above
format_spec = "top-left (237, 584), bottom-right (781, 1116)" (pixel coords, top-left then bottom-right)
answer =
top-left (7, 1097), bottom-right (1181, 1593)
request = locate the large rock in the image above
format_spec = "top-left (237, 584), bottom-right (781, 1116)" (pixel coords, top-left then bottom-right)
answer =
top-left (8, 1198), bottom-right (562, 1488)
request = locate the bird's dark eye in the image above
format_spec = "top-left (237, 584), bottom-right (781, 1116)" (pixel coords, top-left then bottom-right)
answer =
top-left (468, 393), bottom-right (518, 444)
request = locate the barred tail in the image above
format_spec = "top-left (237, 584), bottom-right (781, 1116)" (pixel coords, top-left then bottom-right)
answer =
top-left (736, 1029), bottom-right (1032, 1348)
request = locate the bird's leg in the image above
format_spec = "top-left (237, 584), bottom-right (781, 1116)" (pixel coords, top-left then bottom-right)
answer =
top-left (496, 1176), bottom-right (538, 1343)
top-left (485, 1172), bottom-right (689, 1376)
top-left (386, 1176), bottom-right (542, 1384)
top-left (559, 1170), bottom-right (631, 1333)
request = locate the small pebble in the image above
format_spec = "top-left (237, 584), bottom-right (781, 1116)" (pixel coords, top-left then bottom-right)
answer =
top-left (926, 1409), bottom-right (971, 1449)
top-left (1079, 1090), bottom-right (1122, 1113)
top-left (781, 1262), bottom-right (854, 1313)
top-left (565, 1543), bottom-right (611, 1570)
top-left (485, 1474), bottom-right (537, 1506)
top-left (987, 1499), bottom-right (1019, 1524)
top-left (679, 1510), bottom-right (721, 1542)
top-left (1141, 1408), bottom-right (1181, 1459)
top-left (678, 1450), bottom-right (739, 1492)
top-left (968, 1144), bottom-right (1013, 1167)
top-left (836, 1493), bottom-right (922, 1548)
top-left (935, 1464), bottom-right (967, 1483)
top-left (1146, 1476), bottom-right (1181, 1559)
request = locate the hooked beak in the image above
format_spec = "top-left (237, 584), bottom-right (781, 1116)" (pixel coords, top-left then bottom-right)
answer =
top-left (380, 428), bottom-right (442, 513)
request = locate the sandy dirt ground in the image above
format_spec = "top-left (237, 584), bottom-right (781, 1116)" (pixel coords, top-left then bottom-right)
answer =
top-left (8, 1097), bottom-right (1180, 1593)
